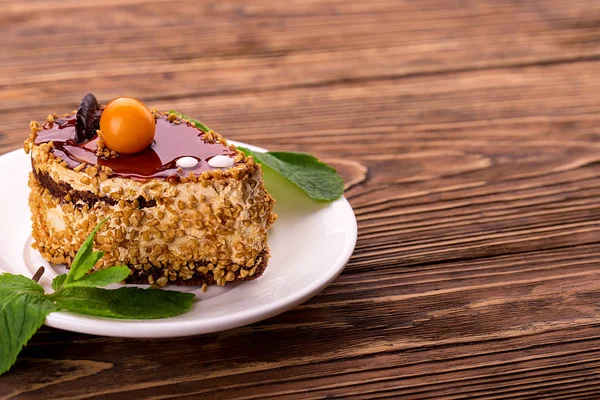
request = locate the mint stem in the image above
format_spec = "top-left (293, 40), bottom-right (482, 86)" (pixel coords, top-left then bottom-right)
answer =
top-left (32, 267), bottom-right (45, 283)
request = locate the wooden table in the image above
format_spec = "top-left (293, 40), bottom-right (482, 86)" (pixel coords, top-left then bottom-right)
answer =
top-left (2, 1), bottom-right (600, 398)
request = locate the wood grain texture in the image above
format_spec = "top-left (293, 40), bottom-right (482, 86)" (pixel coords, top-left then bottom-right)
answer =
top-left (2, 0), bottom-right (600, 398)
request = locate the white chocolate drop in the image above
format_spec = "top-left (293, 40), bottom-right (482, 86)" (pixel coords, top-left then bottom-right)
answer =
top-left (208, 155), bottom-right (234, 168)
top-left (176, 156), bottom-right (199, 169)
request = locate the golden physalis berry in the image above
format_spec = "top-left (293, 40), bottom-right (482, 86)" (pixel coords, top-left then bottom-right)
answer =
top-left (99, 97), bottom-right (156, 154)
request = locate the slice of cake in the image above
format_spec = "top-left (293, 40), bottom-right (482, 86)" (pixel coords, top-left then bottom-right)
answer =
top-left (24, 94), bottom-right (276, 288)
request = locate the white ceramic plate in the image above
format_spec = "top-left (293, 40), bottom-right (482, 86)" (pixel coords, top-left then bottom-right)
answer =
top-left (0, 142), bottom-right (357, 338)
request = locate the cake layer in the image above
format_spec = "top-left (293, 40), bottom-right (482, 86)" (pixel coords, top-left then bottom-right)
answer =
top-left (28, 165), bottom-right (274, 286)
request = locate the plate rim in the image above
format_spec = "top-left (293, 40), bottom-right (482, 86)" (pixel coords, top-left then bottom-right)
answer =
top-left (0, 143), bottom-right (357, 338)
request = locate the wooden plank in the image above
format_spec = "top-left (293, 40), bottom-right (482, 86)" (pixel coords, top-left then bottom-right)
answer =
top-left (0, 0), bottom-right (600, 113)
top-left (4, 60), bottom-right (600, 145)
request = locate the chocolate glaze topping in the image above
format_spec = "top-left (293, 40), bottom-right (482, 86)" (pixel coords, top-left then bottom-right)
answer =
top-left (34, 114), bottom-right (237, 181)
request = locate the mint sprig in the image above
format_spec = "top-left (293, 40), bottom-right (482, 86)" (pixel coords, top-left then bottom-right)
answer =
top-left (169, 111), bottom-right (344, 201)
top-left (0, 220), bottom-right (195, 375)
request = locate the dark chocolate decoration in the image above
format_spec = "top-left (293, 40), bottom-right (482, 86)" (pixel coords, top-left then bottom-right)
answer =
top-left (75, 93), bottom-right (101, 143)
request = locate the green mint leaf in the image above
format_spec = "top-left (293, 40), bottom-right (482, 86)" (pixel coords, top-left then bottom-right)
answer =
top-left (0, 274), bottom-right (56, 375)
top-left (65, 219), bottom-right (106, 284)
top-left (167, 110), bottom-right (210, 133)
top-left (68, 266), bottom-right (131, 288)
top-left (0, 274), bottom-right (43, 293)
top-left (51, 274), bottom-right (67, 291)
top-left (51, 287), bottom-right (195, 319)
top-left (67, 251), bottom-right (104, 283)
top-left (238, 147), bottom-right (344, 201)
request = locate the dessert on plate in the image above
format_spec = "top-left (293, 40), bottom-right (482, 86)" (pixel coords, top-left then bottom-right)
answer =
top-left (24, 94), bottom-right (276, 288)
